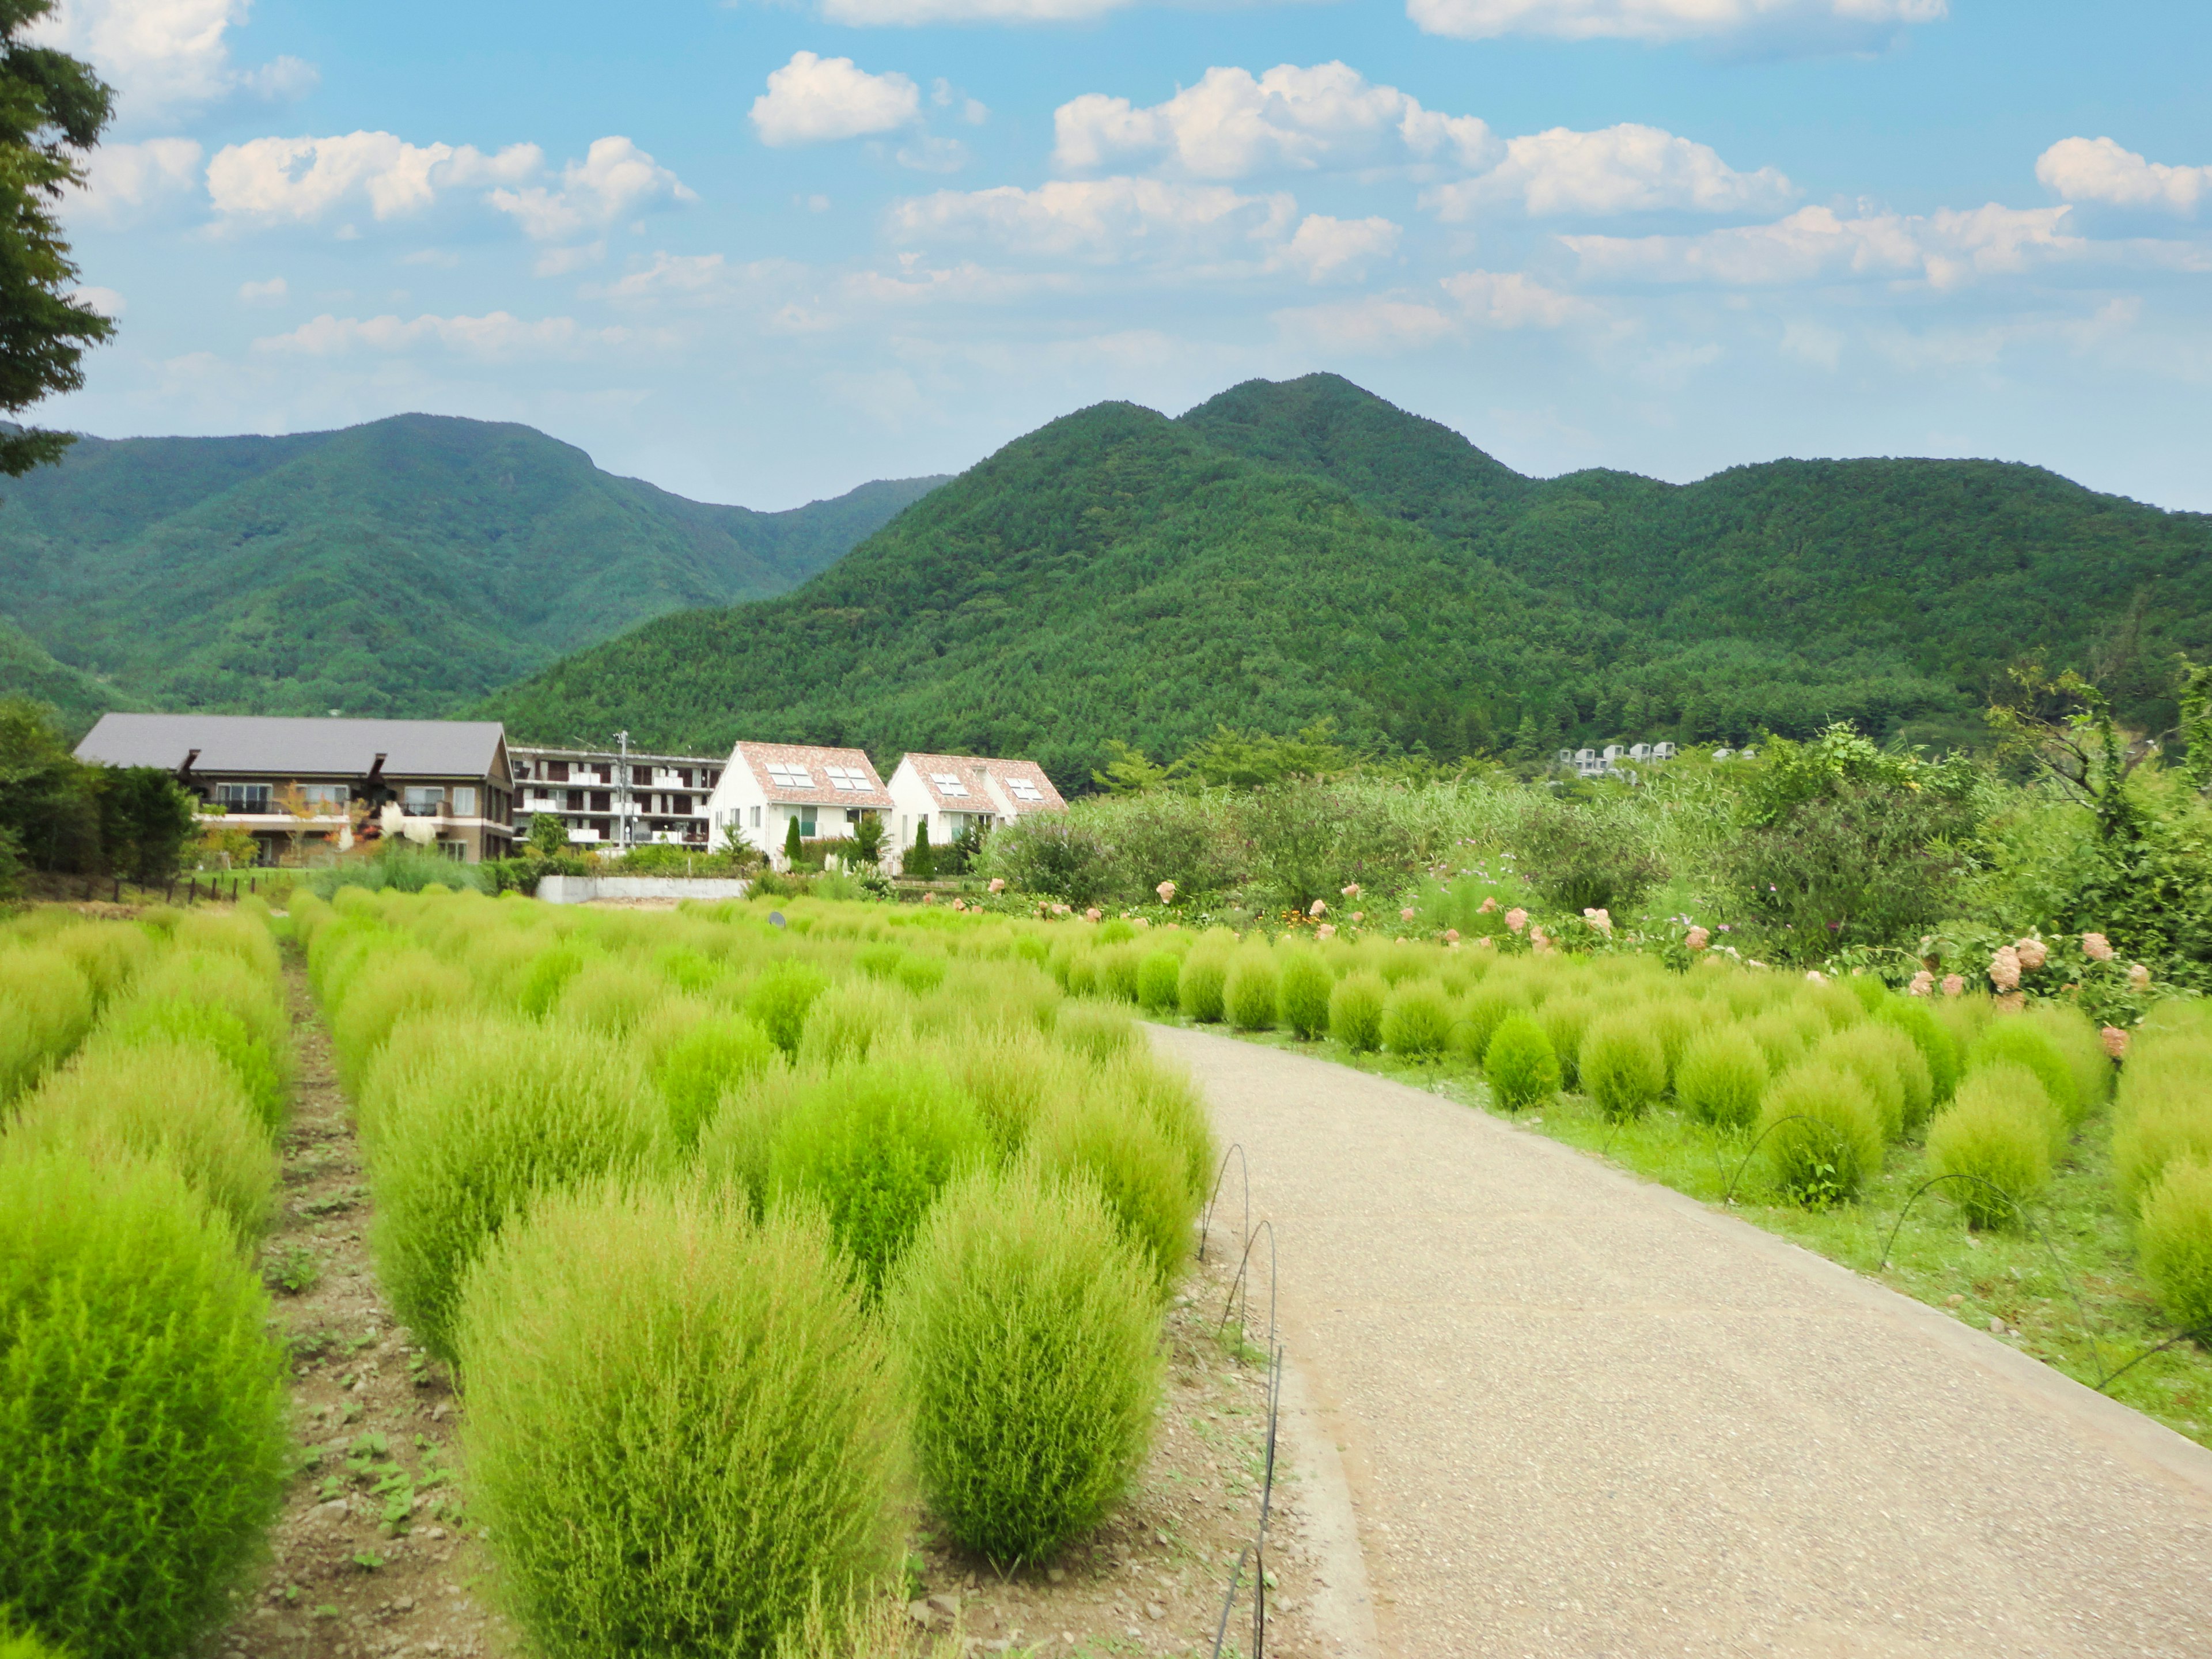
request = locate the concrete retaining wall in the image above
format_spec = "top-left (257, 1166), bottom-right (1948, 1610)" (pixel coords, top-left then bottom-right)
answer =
top-left (535, 875), bottom-right (752, 905)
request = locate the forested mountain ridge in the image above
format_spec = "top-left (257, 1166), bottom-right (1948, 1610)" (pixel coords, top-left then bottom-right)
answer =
top-left (0, 415), bottom-right (945, 725)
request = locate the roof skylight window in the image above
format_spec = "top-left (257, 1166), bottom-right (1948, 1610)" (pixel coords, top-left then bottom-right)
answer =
top-left (930, 771), bottom-right (971, 797)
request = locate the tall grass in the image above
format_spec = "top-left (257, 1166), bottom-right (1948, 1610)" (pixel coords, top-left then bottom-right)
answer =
top-left (0, 947), bottom-right (94, 1109)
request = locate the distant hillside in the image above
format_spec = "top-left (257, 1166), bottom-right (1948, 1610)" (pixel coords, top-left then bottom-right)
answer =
top-left (0, 415), bottom-right (945, 719)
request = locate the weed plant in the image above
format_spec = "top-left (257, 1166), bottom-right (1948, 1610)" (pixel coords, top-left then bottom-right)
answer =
top-left (749, 963), bottom-right (833, 1058)
top-left (1224, 953), bottom-right (1279, 1032)
top-left (0, 947), bottom-right (93, 1108)
top-left (798, 980), bottom-right (914, 1071)
top-left (1135, 950), bottom-right (1181, 1014)
top-left (102, 997), bottom-right (288, 1137)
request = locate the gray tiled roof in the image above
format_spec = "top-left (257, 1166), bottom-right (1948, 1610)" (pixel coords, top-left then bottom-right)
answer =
top-left (75, 713), bottom-right (507, 779)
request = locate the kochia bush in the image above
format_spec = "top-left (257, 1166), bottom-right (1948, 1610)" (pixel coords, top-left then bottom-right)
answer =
top-left (654, 1013), bottom-right (782, 1150)
top-left (1327, 972), bottom-right (1387, 1054)
top-left (1135, 950), bottom-right (1183, 1015)
top-left (0, 1152), bottom-right (287, 1659)
top-left (748, 963), bottom-right (833, 1058)
top-left (1758, 1065), bottom-right (1884, 1206)
top-left (1224, 953), bottom-right (1279, 1032)
top-left (1925, 1072), bottom-right (2052, 1229)
top-left (1176, 953), bottom-right (1229, 1024)
top-left (2136, 1157), bottom-right (2212, 1334)
top-left (1380, 983), bottom-right (1454, 1058)
top-left (102, 997), bottom-right (289, 1137)
top-left (0, 947), bottom-right (94, 1107)
top-left (1483, 1014), bottom-right (1559, 1112)
top-left (1580, 1014), bottom-right (1666, 1122)
top-left (1025, 1093), bottom-right (1196, 1293)
top-left (1277, 949), bottom-right (1332, 1039)
top-left (1675, 1027), bottom-right (1768, 1132)
top-left (457, 1185), bottom-right (907, 1658)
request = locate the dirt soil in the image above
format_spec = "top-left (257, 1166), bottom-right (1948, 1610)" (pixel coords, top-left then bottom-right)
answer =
top-left (220, 955), bottom-right (1327, 1659)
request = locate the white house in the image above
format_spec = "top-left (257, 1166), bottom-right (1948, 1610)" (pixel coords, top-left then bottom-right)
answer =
top-left (705, 741), bottom-right (893, 869)
top-left (885, 752), bottom-right (1065, 870)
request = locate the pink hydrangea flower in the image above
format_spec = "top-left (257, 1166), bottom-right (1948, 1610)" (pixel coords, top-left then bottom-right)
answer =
top-left (2015, 937), bottom-right (2048, 971)
top-left (1156, 880), bottom-right (1176, 904)
top-left (1475, 935), bottom-right (1496, 950)
top-left (2101, 1025), bottom-right (2130, 1060)
top-left (1685, 926), bottom-right (1710, 952)
top-left (2128, 963), bottom-right (2152, 990)
top-left (1908, 970), bottom-right (1934, 996)
top-left (988, 877), bottom-right (1006, 893)
top-left (1805, 970), bottom-right (1826, 984)
top-left (1401, 907), bottom-right (1418, 922)
top-left (1316, 923), bottom-right (1336, 940)
top-left (1309, 899), bottom-right (1327, 918)
top-left (1341, 884), bottom-right (1361, 899)
top-left (1444, 928), bottom-right (1460, 943)
top-left (1994, 991), bottom-right (2025, 1013)
top-left (1583, 908), bottom-right (1613, 935)
top-left (1132, 916), bottom-right (1150, 929)
top-left (1988, 946), bottom-right (2022, 992)
top-left (1505, 907), bottom-right (1528, 934)
top-left (1531, 927), bottom-right (1553, 955)
top-left (950, 897), bottom-right (965, 912)
top-left (1085, 907), bottom-right (1103, 923)
top-left (1349, 911), bottom-right (1365, 925)
top-left (2082, 932), bottom-right (2115, 962)
top-left (1478, 896), bottom-right (1498, 914)
top-left (1942, 974), bottom-right (1965, 997)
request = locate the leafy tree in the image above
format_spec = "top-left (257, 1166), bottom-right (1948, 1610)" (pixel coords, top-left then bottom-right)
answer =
top-left (1170, 720), bottom-right (1355, 789)
top-left (94, 766), bottom-right (198, 884)
top-left (1505, 796), bottom-right (1666, 915)
top-left (0, 3), bottom-right (116, 477)
top-left (0, 692), bottom-right (93, 870)
top-left (527, 809), bottom-right (571, 857)
top-left (1090, 740), bottom-right (1171, 796)
top-left (905, 819), bottom-right (935, 880)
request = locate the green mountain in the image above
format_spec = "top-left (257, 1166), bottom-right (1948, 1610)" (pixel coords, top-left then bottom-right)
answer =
top-left (488, 375), bottom-right (2212, 787)
top-left (0, 415), bottom-right (945, 720)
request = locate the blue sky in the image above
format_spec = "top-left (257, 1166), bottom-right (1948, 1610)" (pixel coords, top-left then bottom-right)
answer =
top-left (35, 0), bottom-right (2212, 512)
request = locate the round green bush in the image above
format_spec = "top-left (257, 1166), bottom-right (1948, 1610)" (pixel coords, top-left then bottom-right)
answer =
top-left (1224, 954), bottom-right (1279, 1032)
top-left (48, 921), bottom-right (153, 1010)
top-left (0, 1628), bottom-right (65, 1659)
top-left (1742, 1009), bottom-right (1812, 1074)
top-left (1062, 951), bottom-right (1100, 999)
top-left (1834, 1023), bottom-right (1934, 1139)
top-left (888, 1166), bottom-right (1162, 1565)
top-left (457, 1184), bottom-right (907, 1658)
top-left (102, 995), bottom-right (289, 1137)
top-left (0, 1150), bottom-right (287, 1659)
top-left (1675, 1027), bottom-right (1768, 1132)
top-left (1026, 1094), bottom-right (1197, 1291)
top-left (0, 947), bottom-right (93, 1106)
top-left (2024, 1004), bottom-right (2115, 1115)
top-left (1277, 950), bottom-right (1333, 1040)
top-left (767, 1058), bottom-right (991, 1294)
top-left (1327, 972), bottom-right (1387, 1054)
top-left (1536, 996), bottom-right (1593, 1088)
top-left (516, 945), bottom-right (586, 1018)
top-left (1873, 995), bottom-right (1961, 1106)
top-left (1176, 953), bottom-right (1229, 1024)
top-left (894, 953), bottom-right (947, 997)
top-left (1090, 1051), bottom-right (1216, 1200)
top-left (1757, 1064), bottom-right (1884, 1206)
top-left (1456, 984), bottom-right (1529, 1065)
top-left (746, 963), bottom-right (833, 1058)
top-left (1967, 1020), bottom-right (2079, 1126)
top-left (363, 1021), bottom-right (664, 1362)
top-left (1056, 1003), bottom-right (1138, 1065)
top-left (2137, 1157), bottom-right (2212, 1334)
top-left (797, 979), bottom-right (912, 1071)
top-left (1808, 1027), bottom-right (1906, 1142)
top-left (7, 1037), bottom-right (278, 1245)
top-left (694, 1066), bottom-right (812, 1215)
top-left (654, 1013), bottom-right (782, 1150)
top-left (1579, 1013), bottom-right (1666, 1122)
top-left (555, 957), bottom-right (671, 1037)
top-left (1381, 982), bottom-right (1454, 1058)
top-left (127, 950), bottom-right (287, 1071)
top-left (1483, 1014), bottom-right (1560, 1112)
top-left (1925, 1074), bottom-right (2052, 1230)
top-left (2113, 1099), bottom-right (2212, 1215)
top-left (1096, 944), bottom-right (1143, 1004)
top-left (330, 950), bottom-right (476, 1092)
top-left (1135, 950), bottom-right (1183, 1015)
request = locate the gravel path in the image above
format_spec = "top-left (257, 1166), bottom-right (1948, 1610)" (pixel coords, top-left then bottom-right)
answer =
top-left (1150, 1025), bottom-right (2212, 1659)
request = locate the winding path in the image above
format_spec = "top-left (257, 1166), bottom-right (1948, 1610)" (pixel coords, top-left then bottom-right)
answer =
top-left (1150, 1025), bottom-right (2212, 1659)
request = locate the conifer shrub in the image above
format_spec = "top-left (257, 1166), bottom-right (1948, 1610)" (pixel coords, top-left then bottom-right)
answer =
top-left (767, 1059), bottom-right (991, 1294)
top-left (457, 1185), bottom-right (906, 1658)
top-left (1026, 1094), bottom-right (1196, 1291)
top-left (0, 1151), bottom-right (287, 1659)
top-left (103, 996), bottom-right (288, 1137)
top-left (1056, 1003), bottom-right (1137, 1065)
top-left (1176, 952), bottom-right (1229, 1024)
top-left (888, 1166), bottom-right (1161, 1565)
top-left (6, 1039), bottom-right (278, 1245)
top-left (1675, 1027), bottom-right (1768, 1132)
top-left (1224, 953), bottom-right (1279, 1032)
top-left (1578, 1013), bottom-right (1666, 1122)
top-left (1278, 949), bottom-right (1332, 1039)
top-left (1135, 950), bottom-right (1183, 1015)
top-left (748, 963), bottom-right (833, 1058)
top-left (2136, 1158), bottom-right (2212, 1334)
top-left (1381, 982), bottom-right (1454, 1058)
top-left (1536, 996), bottom-right (1594, 1089)
top-left (1757, 1065), bottom-right (1884, 1205)
top-left (516, 945), bottom-right (586, 1018)
top-left (364, 1025), bottom-right (663, 1362)
top-left (1872, 995), bottom-right (1961, 1105)
top-left (798, 979), bottom-right (913, 1070)
top-left (1327, 972), bottom-right (1387, 1054)
top-left (1967, 1020), bottom-right (2080, 1127)
top-left (1483, 1014), bottom-right (1560, 1112)
top-left (1925, 1073), bottom-right (2053, 1229)
top-left (655, 1013), bottom-right (783, 1150)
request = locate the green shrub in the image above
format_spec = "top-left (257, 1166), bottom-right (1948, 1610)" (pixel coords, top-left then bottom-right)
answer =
top-left (2024, 1003), bottom-right (2114, 1115)
top-left (1830, 1023), bottom-right (1933, 1139)
top-left (329, 950), bottom-right (475, 1093)
top-left (1456, 983), bottom-right (1528, 1065)
top-left (1096, 944), bottom-right (1143, 1004)
top-left (1873, 996), bottom-right (1961, 1105)
top-left (1925, 1074), bottom-right (2052, 1229)
top-left (1026, 1094), bottom-right (1196, 1291)
top-left (1757, 1065), bottom-right (1884, 1206)
top-left (516, 946), bottom-right (586, 1018)
top-left (1675, 1027), bottom-right (1768, 1132)
top-left (1381, 982), bottom-right (1454, 1058)
top-left (1579, 1014), bottom-right (1666, 1123)
top-left (933, 1030), bottom-right (1077, 1157)
top-left (1176, 953), bottom-right (1229, 1024)
top-left (457, 1185), bottom-right (906, 1658)
top-left (1277, 950), bottom-right (1332, 1039)
top-left (1327, 972), bottom-right (1386, 1054)
top-left (798, 979), bottom-right (912, 1071)
top-left (654, 1014), bottom-right (782, 1150)
top-left (2137, 1158), bottom-right (2212, 1334)
top-left (888, 1166), bottom-right (1161, 1565)
top-left (767, 1059), bottom-right (990, 1294)
top-left (555, 957), bottom-right (670, 1037)
top-left (1483, 1014), bottom-right (1559, 1112)
top-left (2113, 1099), bottom-right (2212, 1215)
top-left (0, 1629), bottom-right (65, 1659)
top-left (694, 1066), bottom-right (812, 1215)
top-left (0, 948), bottom-right (96, 1107)
top-left (1062, 951), bottom-right (1100, 999)
top-left (1967, 1020), bottom-right (2080, 1127)
top-left (748, 963), bottom-right (834, 1058)
top-left (6, 1039), bottom-right (278, 1245)
top-left (1090, 1051), bottom-right (1215, 1200)
top-left (1224, 953), bottom-right (1279, 1032)
top-left (0, 1151), bottom-right (287, 1659)
top-left (48, 922), bottom-right (151, 1008)
top-left (1056, 1003), bottom-right (1137, 1065)
top-left (362, 1023), bottom-right (663, 1362)
top-left (102, 995), bottom-right (288, 1137)
top-left (132, 950), bottom-right (286, 1062)
top-left (1742, 1009), bottom-right (1811, 1074)
top-left (895, 953), bottom-right (948, 997)
top-left (1134, 950), bottom-right (1183, 1015)
top-left (1536, 996), bottom-right (1593, 1088)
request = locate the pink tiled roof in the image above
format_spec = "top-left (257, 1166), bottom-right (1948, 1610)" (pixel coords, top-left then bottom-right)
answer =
top-left (902, 752), bottom-right (1066, 816)
top-left (729, 741), bottom-right (893, 809)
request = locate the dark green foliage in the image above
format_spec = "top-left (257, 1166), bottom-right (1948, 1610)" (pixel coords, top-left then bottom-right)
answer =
top-left (1483, 1014), bottom-right (1559, 1111)
top-left (766, 1059), bottom-right (990, 1294)
top-left (457, 1185), bottom-right (907, 1658)
top-left (0, 416), bottom-right (938, 718)
top-left (1506, 798), bottom-right (1665, 916)
top-left (654, 1014), bottom-right (782, 1149)
top-left (0, 1151), bottom-right (288, 1659)
top-left (1278, 949), bottom-right (1332, 1039)
top-left (888, 1167), bottom-right (1161, 1565)
top-left (784, 814), bottom-right (806, 870)
top-left (90, 768), bottom-right (198, 885)
top-left (982, 816), bottom-right (1111, 901)
top-left (747, 963), bottom-right (832, 1057)
top-left (1327, 972), bottom-right (1385, 1053)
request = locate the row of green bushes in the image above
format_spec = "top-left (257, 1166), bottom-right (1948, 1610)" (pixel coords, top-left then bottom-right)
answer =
top-left (293, 887), bottom-right (1216, 1654)
top-left (0, 904), bottom-right (294, 1659)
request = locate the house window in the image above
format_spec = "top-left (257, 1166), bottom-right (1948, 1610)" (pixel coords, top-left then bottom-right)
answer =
top-left (591, 791), bottom-right (611, 813)
top-left (437, 840), bottom-right (466, 862)
top-left (548, 760), bottom-right (569, 783)
top-left (452, 786), bottom-right (479, 816)
top-left (594, 818), bottom-right (612, 839)
top-left (403, 786), bottom-right (445, 816)
top-left (751, 805), bottom-right (762, 828)
top-left (674, 793), bottom-right (691, 815)
top-left (215, 783), bottom-right (271, 812)
top-left (797, 809), bottom-right (817, 838)
top-left (298, 783), bottom-right (347, 812)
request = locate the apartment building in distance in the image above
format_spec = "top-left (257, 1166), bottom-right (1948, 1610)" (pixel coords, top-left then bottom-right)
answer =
top-left (509, 743), bottom-right (723, 850)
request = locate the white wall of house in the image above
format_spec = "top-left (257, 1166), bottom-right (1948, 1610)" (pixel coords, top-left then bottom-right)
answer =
top-left (706, 752), bottom-right (881, 870)
top-left (885, 760), bottom-right (995, 853)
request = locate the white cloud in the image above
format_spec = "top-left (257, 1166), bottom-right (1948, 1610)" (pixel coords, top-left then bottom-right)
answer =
top-left (1053, 63), bottom-right (1496, 180)
top-left (72, 285), bottom-right (126, 318)
top-left (206, 131), bottom-right (541, 224)
top-left (1270, 214), bottom-right (1402, 283)
top-left (821, 0), bottom-right (1131, 21)
top-left (486, 137), bottom-right (694, 240)
top-left (752, 51), bottom-right (921, 146)
top-left (1440, 267), bottom-right (1601, 327)
top-left (66, 135), bottom-right (202, 222)
top-left (1423, 124), bottom-right (1795, 218)
top-left (31, 0), bottom-right (315, 119)
top-left (237, 275), bottom-right (286, 304)
top-left (1406, 0), bottom-right (1946, 46)
top-left (1275, 266), bottom-right (1596, 353)
top-left (253, 310), bottom-right (629, 359)
top-left (2037, 137), bottom-right (2210, 217)
top-left (888, 176), bottom-right (1295, 263)
top-left (1562, 202), bottom-right (2082, 290)
top-left (533, 242), bottom-right (605, 277)
top-left (843, 260), bottom-right (1075, 306)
